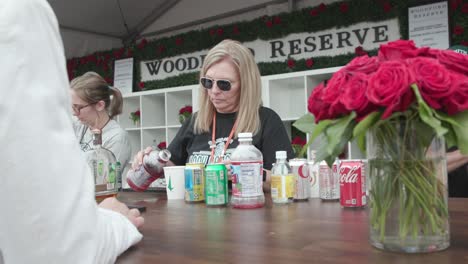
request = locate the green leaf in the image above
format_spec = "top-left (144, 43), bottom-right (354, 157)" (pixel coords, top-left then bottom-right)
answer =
top-left (410, 84), bottom-right (448, 137)
top-left (353, 111), bottom-right (381, 152)
top-left (451, 110), bottom-right (468, 155)
top-left (325, 112), bottom-right (356, 154)
top-left (292, 113), bottom-right (316, 134)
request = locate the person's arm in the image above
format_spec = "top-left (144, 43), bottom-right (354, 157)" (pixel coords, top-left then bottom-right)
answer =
top-left (447, 149), bottom-right (468, 173)
top-left (0, 1), bottom-right (142, 263)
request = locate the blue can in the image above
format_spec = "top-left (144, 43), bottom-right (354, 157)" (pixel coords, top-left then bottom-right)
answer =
top-left (184, 163), bottom-right (205, 203)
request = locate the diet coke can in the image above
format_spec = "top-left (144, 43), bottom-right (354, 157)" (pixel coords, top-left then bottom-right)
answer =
top-left (290, 158), bottom-right (310, 201)
top-left (339, 159), bottom-right (367, 207)
top-left (319, 160), bottom-right (339, 201)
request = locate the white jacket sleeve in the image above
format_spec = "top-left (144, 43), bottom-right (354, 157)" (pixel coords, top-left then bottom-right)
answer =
top-left (0, 0), bottom-right (142, 264)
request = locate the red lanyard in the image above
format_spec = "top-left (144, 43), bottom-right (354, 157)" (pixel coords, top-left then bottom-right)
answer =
top-left (209, 112), bottom-right (238, 164)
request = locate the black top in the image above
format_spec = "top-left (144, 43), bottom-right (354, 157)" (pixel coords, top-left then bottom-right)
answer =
top-left (448, 148), bottom-right (468, 197)
top-left (168, 106), bottom-right (294, 170)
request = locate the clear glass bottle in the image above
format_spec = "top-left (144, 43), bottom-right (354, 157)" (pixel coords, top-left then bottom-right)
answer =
top-left (126, 148), bottom-right (171, 191)
top-left (230, 132), bottom-right (265, 209)
top-left (271, 151), bottom-right (295, 204)
top-left (85, 129), bottom-right (119, 202)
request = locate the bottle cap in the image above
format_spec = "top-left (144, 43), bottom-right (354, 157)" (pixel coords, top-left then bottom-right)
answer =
top-left (276, 151), bottom-right (287, 159)
top-left (238, 132), bottom-right (253, 138)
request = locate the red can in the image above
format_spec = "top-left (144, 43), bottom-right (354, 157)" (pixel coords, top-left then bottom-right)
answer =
top-left (339, 160), bottom-right (367, 207)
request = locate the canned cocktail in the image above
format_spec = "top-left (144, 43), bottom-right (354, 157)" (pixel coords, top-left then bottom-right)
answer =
top-left (184, 163), bottom-right (205, 203)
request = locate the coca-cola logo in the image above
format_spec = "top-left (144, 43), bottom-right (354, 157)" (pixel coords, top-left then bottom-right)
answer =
top-left (339, 165), bottom-right (359, 183)
top-left (298, 164), bottom-right (309, 179)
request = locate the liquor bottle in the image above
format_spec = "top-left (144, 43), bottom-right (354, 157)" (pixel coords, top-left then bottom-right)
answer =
top-left (230, 132), bottom-right (265, 209)
top-left (126, 149), bottom-right (171, 191)
top-left (85, 129), bottom-right (119, 202)
top-left (271, 151), bottom-right (295, 204)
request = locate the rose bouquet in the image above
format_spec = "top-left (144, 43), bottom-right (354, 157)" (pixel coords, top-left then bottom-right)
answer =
top-left (179, 105), bottom-right (192, 124)
top-left (130, 109), bottom-right (141, 126)
top-left (294, 40), bottom-right (468, 252)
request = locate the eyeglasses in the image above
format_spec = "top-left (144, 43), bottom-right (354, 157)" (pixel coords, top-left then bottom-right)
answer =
top-left (72, 103), bottom-right (94, 114)
top-left (200, 77), bottom-right (232, 91)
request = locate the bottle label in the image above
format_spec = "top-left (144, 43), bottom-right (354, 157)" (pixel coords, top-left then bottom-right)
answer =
top-left (231, 161), bottom-right (263, 197)
top-left (271, 174), bottom-right (295, 198)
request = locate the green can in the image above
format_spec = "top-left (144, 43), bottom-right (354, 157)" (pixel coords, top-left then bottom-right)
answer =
top-left (204, 163), bottom-right (228, 206)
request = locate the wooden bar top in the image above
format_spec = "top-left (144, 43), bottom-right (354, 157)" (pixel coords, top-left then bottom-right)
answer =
top-left (116, 192), bottom-right (468, 264)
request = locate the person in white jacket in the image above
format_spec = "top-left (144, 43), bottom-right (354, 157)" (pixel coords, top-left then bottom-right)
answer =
top-left (0, 0), bottom-right (144, 263)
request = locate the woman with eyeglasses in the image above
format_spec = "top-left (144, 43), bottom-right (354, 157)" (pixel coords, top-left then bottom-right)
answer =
top-left (70, 72), bottom-right (132, 171)
top-left (133, 39), bottom-right (294, 190)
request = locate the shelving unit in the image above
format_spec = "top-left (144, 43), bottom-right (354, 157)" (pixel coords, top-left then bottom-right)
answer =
top-left (119, 66), bottom-right (365, 189)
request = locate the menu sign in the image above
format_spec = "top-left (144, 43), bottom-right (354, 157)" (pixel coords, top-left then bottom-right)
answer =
top-left (114, 58), bottom-right (134, 94)
top-left (408, 1), bottom-right (449, 49)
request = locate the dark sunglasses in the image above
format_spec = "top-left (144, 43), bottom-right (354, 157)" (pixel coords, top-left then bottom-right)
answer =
top-left (200, 77), bottom-right (232, 91)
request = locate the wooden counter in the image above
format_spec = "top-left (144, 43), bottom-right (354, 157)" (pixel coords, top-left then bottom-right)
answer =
top-left (116, 192), bottom-right (468, 264)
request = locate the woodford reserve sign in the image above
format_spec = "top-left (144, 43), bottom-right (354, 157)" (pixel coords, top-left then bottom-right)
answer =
top-left (141, 19), bottom-right (400, 81)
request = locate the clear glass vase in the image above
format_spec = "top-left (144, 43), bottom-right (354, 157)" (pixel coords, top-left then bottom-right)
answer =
top-left (366, 116), bottom-right (449, 253)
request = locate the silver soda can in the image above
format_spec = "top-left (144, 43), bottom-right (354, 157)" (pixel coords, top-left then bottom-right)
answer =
top-left (126, 149), bottom-right (171, 191)
top-left (290, 158), bottom-right (310, 201)
top-left (319, 160), bottom-right (340, 201)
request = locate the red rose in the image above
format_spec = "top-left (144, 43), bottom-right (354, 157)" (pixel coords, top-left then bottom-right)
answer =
top-left (462, 3), bottom-right (468, 13)
top-left (306, 58), bottom-right (314, 68)
top-left (450, 0), bottom-right (460, 10)
top-left (287, 59), bottom-right (295, 68)
top-left (355, 46), bottom-right (367, 56)
top-left (157, 45), bottom-right (166, 53)
top-left (138, 82), bottom-right (145, 90)
top-left (291, 136), bottom-right (307, 146)
top-left (453, 25), bottom-right (464, 35)
top-left (217, 28), bottom-right (224, 36)
top-left (340, 3), bottom-right (349, 13)
top-left (383, 2), bottom-right (392, 12)
top-left (273, 16), bottom-right (281, 24)
top-left (322, 70), bottom-right (350, 118)
top-left (309, 9), bottom-right (319, 16)
top-left (408, 57), bottom-right (452, 110)
top-left (157, 142), bottom-right (167, 150)
top-left (367, 61), bottom-right (415, 119)
top-left (307, 82), bottom-right (333, 122)
top-left (442, 73), bottom-right (468, 115)
top-left (378, 40), bottom-right (429, 61)
top-left (105, 77), bottom-right (113, 85)
top-left (341, 73), bottom-right (377, 119)
top-left (319, 3), bottom-right (326, 12)
top-left (137, 38), bottom-right (147, 50)
top-left (134, 110), bottom-right (141, 116)
top-left (209, 29), bottom-right (216, 36)
top-left (265, 20), bottom-right (273, 28)
top-left (232, 26), bottom-right (240, 34)
top-left (126, 48), bottom-right (133, 57)
top-left (343, 55), bottom-right (380, 74)
top-left (437, 49), bottom-right (468, 75)
top-left (175, 38), bottom-right (184, 46)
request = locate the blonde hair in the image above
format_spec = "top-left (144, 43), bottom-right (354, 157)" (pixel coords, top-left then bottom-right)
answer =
top-left (70, 72), bottom-right (123, 118)
top-left (194, 39), bottom-right (262, 136)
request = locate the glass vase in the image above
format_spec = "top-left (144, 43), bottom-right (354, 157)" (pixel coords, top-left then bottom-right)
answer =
top-left (366, 116), bottom-right (449, 253)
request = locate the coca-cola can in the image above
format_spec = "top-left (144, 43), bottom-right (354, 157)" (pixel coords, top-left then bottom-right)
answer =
top-left (339, 159), bottom-right (367, 207)
top-left (319, 160), bottom-right (339, 201)
top-left (290, 158), bottom-right (310, 201)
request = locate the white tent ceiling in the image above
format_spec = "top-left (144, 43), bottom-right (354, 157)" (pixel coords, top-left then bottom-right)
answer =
top-left (46, 0), bottom-right (332, 58)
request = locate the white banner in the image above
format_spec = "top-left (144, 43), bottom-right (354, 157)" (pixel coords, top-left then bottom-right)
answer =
top-left (141, 19), bottom-right (400, 82)
top-left (114, 58), bottom-right (134, 94)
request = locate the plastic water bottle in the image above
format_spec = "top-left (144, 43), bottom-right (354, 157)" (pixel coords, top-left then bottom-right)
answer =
top-left (230, 132), bottom-right (265, 209)
top-left (271, 151), bottom-right (295, 204)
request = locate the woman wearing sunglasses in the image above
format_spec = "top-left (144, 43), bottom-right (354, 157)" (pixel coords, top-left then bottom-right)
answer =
top-left (70, 72), bottom-right (132, 171)
top-left (133, 39), bottom-right (294, 190)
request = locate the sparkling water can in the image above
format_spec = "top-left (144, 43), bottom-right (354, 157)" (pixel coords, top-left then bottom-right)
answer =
top-left (184, 163), bottom-right (205, 203)
top-left (319, 160), bottom-right (339, 201)
top-left (339, 159), bottom-right (367, 207)
top-left (204, 163), bottom-right (228, 206)
top-left (290, 158), bottom-right (310, 201)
